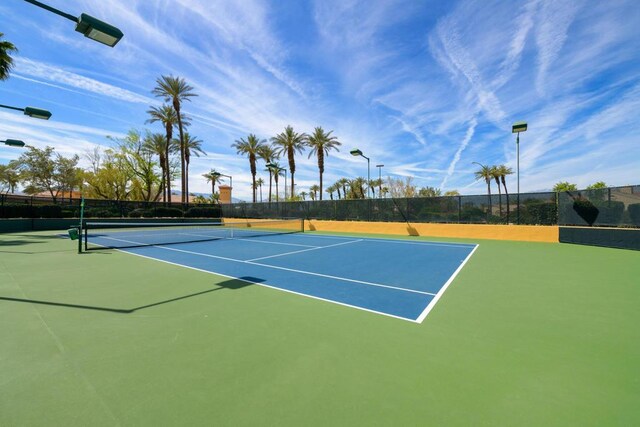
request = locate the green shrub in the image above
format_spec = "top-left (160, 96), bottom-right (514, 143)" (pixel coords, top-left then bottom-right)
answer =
top-left (35, 205), bottom-right (63, 218)
top-left (1, 204), bottom-right (33, 218)
top-left (84, 207), bottom-right (119, 218)
top-left (144, 207), bottom-right (184, 218)
top-left (184, 206), bottom-right (222, 218)
top-left (128, 208), bottom-right (145, 218)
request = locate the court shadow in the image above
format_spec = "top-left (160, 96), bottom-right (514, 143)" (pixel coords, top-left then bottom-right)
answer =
top-left (406, 226), bottom-right (420, 236)
top-left (0, 276), bottom-right (264, 314)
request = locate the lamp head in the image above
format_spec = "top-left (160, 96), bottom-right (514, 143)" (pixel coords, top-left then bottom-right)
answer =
top-left (75, 13), bottom-right (124, 47)
top-left (24, 107), bottom-right (52, 120)
top-left (350, 149), bottom-right (363, 157)
top-left (512, 121), bottom-right (527, 133)
top-left (2, 139), bottom-right (26, 147)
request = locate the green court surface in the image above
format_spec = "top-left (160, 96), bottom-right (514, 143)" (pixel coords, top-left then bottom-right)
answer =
top-left (1, 230), bottom-right (639, 426)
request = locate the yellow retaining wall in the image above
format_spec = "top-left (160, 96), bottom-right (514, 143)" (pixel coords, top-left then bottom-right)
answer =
top-left (305, 220), bottom-right (558, 243)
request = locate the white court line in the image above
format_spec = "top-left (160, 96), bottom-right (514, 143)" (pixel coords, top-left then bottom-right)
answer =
top-left (414, 244), bottom-right (479, 323)
top-left (94, 236), bottom-right (436, 296)
top-left (182, 232), bottom-right (318, 248)
top-left (246, 239), bottom-right (362, 262)
top-left (287, 232), bottom-right (477, 248)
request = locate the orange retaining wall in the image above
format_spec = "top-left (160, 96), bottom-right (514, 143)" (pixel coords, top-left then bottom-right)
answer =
top-left (304, 220), bottom-right (558, 243)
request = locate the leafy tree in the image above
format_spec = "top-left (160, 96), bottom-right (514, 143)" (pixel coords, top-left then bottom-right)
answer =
top-left (444, 190), bottom-right (460, 196)
top-left (183, 132), bottom-right (205, 199)
top-left (0, 32), bottom-right (18, 81)
top-left (84, 148), bottom-right (133, 201)
top-left (232, 134), bottom-right (266, 203)
top-left (146, 104), bottom-right (178, 202)
top-left (271, 125), bottom-right (306, 199)
top-left (418, 186), bottom-right (442, 197)
top-left (0, 161), bottom-right (20, 193)
top-left (586, 181), bottom-right (607, 190)
top-left (553, 181), bottom-right (578, 192)
top-left (258, 145), bottom-right (277, 203)
top-left (14, 146), bottom-right (80, 202)
top-left (152, 76), bottom-right (197, 202)
top-left (388, 176), bottom-right (417, 198)
top-left (111, 130), bottom-right (163, 202)
top-left (306, 127), bottom-right (341, 200)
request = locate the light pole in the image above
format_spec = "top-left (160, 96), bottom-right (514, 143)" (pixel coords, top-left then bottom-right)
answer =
top-left (212, 172), bottom-right (232, 200)
top-left (512, 121), bottom-right (528, 224)
top-left (376, 164), bottom-right (384, 198)
top-left (350, 149), bottom-right (370, 199)
top-left (0, 104), bottom-right (52, 120)
top-left (24, 0), bottom-right (124, 47)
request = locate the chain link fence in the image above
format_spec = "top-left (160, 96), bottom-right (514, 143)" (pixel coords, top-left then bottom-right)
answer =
top-left (3, 185), bottom-right (638, 227)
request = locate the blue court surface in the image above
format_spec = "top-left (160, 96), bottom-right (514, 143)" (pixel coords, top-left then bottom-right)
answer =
top-left (87, 230), bottom-right (478, 322)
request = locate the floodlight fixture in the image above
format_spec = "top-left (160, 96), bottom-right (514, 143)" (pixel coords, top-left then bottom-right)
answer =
top-left (24, 0), bottom-right (124, 47)
top-left (0, 104), bottom-right (52, 120)
top-left (1, 139), bottom-right (26, 147)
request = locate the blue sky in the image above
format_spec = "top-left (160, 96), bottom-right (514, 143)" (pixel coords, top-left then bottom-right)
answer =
top-left (1, 0), bottom-right (639, 201)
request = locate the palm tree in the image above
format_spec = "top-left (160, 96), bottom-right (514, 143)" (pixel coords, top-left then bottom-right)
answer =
top-left (146, 104), bottom-right (178, 203)
top-left (203, 169), bottom-right (222, 197)
top-left (331, 180), bottom-right (342, 199)
top-left (369, 178), bottom-right (382, 198)
top-left (183, 133), bottom-right (205, 201)
top-left (256, 178), bottom-right (265, 202)
top-left (306, 127), bottom-right (341, 200)
top-left (271, 125), bottom-right (306, 198)
top-left (0, 32), bottom-right (18, 81)
top-left (496, 165), bottom-right (514, 221)
top-left (339, 178), bottom-right (350, 199)
top-left (300, 191), bottom-right (308, 201)
top-left (309, 184), bottom-right (320, 201)
top-left (143, 132), bottom-right (170, 201)
top-left (351, 177), bottom-right (366, 198)
top-left (473, 162), bottom-right (493, 220)
top-left (490, 165), bottom-right (503, 219)
top-left (326, 183), bottom-right (336, 200)
top-left (270, 162), bottom-right (285, 201)
top-left (258, 145), bottom-right (277, 203)
top-left (152, 75), bottom-right (197, 203)
top-left (231, 134), bottom-right (266, 203)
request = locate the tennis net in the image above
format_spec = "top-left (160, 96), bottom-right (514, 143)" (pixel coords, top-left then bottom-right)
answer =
top-left (83, 218), bottom-right (304, 251)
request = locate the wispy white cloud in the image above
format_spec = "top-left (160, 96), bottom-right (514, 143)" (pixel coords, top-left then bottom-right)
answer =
top-left (13, 58), bottom-right (156, 104)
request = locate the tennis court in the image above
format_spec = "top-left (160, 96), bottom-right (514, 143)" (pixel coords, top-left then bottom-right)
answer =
top-left (1, 225), bottom-right (639, 425)
top-left (83, 219), bottom-right (478, 322)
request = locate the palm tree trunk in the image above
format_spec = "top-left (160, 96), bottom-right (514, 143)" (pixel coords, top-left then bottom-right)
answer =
top-left (318, 151), bottom-right (324, 201)
top-left (174, 100), bottom-right (186, 203)
top-left (502, 178), bottom-right (510, 223)
top-left (268, 171), bottom-right (273, 203)
top-left (288, 147), bottom-right (295, 197)
top-left (165, 138), bottom-right (171, 204)
top-left (495, 177), bottom-right (502, 221)
top-left (185, 159), bottom-right (189, 205)
top-left (486, 180), bottom-right (492, 222)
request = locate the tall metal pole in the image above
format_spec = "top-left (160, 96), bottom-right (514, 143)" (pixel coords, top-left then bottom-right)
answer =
top-left (284, 169), bottom-right (288, 201)
top-left (376, 164), bottom-right (384, 198)
top-left (367, 157), bottom-right (370, 199)
top-left (516, 132), bottom-right (520, 225)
